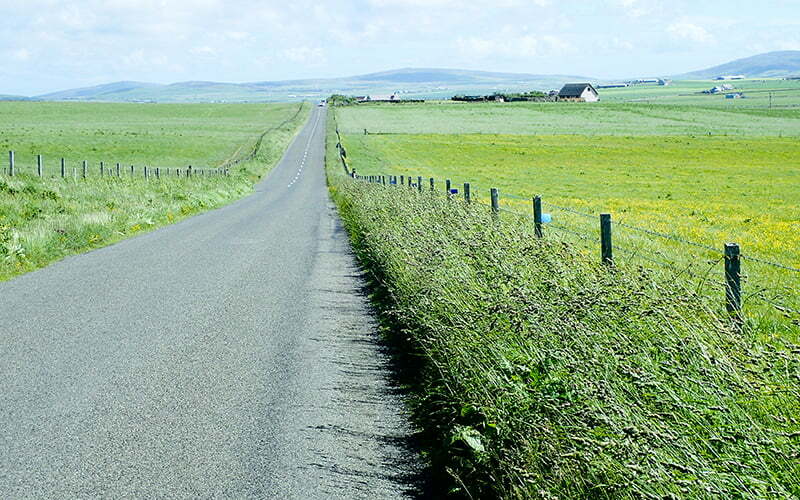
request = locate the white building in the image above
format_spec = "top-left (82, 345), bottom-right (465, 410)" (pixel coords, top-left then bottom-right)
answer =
top-left (558, 83), bottom-right (600, 102)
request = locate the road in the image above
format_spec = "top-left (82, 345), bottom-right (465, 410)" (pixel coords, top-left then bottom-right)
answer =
top-left (0, 107), bottom-right (423, 498)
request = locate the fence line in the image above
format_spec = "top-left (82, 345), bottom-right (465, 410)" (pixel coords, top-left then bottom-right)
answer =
top-left (3, 153), bottom-right (228, 180)
top-left (218, 102), bottom-right (306, 170)
top-left (335, 138), bottom-right (800, 321)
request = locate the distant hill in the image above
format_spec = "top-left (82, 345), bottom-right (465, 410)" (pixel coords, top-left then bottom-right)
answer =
top-left (0, 94), bottom-right (31, 101)
top-left (675, 51), bottom-right (800, 79)
top-left (24, 68), bottom-right (591, 103)
top-left (39, 81), bottom-right (163, 100)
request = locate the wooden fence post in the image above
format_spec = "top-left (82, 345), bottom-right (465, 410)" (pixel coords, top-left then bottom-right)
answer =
top-left (156, 167), bottom-right (160, 179)
top-left (446, 179), bottom-right (451, 195)
top-left (8, 151), bottom-right (14, 176)
top-left (430, 178), bottom-right (434, 191)
top-left (464, 183), bottom-right (470, 203)
top-left (418, 176), bottom-right (422, 192)
top-left (600, 213), bottom-right (613, 265)
top-left (100, 161), bottom-right (104, 176)
top-left (116, 163), bottom-right (121, 177)
top-left (725, 243), bottom-right (742, 316)
top-left (61, 158), bottom-right (66, 178)
top-left (144, 166), bottom-right (148, 179)
top-left (533, 196), bottom-right (543, 238)
top-left (130, 165), bottom-right (134, 176)
top-left (37, 155), bottom-right (43, 177)
top-left (82, 160), bottom-right (87, 179)
top-left (491, 188), bottom-right (499, 215)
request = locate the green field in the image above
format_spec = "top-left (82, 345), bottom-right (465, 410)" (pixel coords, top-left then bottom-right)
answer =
top-left (598, 78), bottom-right (800, 108)
top-left (334, 101), bottom-right (800, 317)
top-left (0, 102), bottom-right (309, 280)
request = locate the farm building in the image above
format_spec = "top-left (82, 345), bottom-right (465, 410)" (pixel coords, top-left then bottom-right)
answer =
top-left (558, 83), bottom-right (600, 102)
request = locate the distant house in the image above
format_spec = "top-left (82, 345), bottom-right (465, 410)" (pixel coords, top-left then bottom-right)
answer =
top-left (597, 83), bottom-right (628, 89)
top-left (715, 75), bottom-right (745, 81)
top-left (558, 83), bottom-right (600, 102)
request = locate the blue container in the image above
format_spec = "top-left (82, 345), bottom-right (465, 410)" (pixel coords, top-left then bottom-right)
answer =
top-left (542, 213), bottom-right (552, 223)
top-left (450, 189), bottom-right (459, 194)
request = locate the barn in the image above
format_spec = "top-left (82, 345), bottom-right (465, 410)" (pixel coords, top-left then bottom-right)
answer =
top-left (558, 83), bottom-right (600, 102)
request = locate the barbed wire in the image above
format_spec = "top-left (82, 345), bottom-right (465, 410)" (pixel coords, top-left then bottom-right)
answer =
top-left (615, 243), bottom-right (727, 288)
top-left (547, 222), bottom-right (600, 243)
top-left (540, 201), bottom-right (597, 220)
top-left (740, 254), bottom-right (800, 274)
top-left (614, 219), bottom-right (724, 255)
top-left (745, 291), bottom-right (800, 316)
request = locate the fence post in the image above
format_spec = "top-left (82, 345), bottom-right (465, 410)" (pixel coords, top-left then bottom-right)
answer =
top-left (100, 161), bottom-right (104, 176)
top-left (156, 167), bottom-right (160, 179)
top-left (8, 151), bottom-right (14, 176)
top-left (400, 175), bottom-right (405, 186)
top-left (464, 183), bottom-right (470, 203)
top-left (533, 196), bottom-right (543, 238)
top-left (82, 160), bottom-right (87, 179)
top-left (61, 158), bottom-right (66, 178)
top-left (116, 163), bottom-right (121, 177)
top-left (446, 179), bottom-right (451, 194)
top-left (430, 178), bottom-right (435, 191)
top-left (490, 188), bottom-right (499, 215)
top-left (418, 176), bottom-right (422, 192)
top-left (37, 155), bottom-right (43, 177)
top-left (144, 166), bottom-right (149, 179)
top-left (600, 213), bottom-right (613, 265)
top-left (130, 165), bottom-right (134, 176)
top-left (724, 243), bottom-right (742, 316)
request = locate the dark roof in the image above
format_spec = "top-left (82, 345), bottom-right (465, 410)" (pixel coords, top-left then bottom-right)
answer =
top-left (558, 83), bottom-right (598, 97)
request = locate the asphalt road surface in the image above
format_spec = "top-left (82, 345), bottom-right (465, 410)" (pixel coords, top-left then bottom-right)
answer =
top-left (0, 107), bottom-right (424, 498)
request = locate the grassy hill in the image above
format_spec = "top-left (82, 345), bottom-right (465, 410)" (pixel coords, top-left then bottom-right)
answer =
top-left (676, 50), bottom-right (800, 79)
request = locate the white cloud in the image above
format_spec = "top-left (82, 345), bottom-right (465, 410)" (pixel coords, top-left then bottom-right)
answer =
top-left (667, 22), bottom-right (714, 43)
top-left (281, 46), bottom-right (324, 64)
top-left (458, 32), bottom-right (571, 59)
top-left (11, 48), bottom-right (31, 61)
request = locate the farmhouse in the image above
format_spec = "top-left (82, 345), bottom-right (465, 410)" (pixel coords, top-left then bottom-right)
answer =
top-left (558, 83), bottom-right (600, 102)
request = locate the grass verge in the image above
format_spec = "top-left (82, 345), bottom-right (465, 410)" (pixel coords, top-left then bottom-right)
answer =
top-left (0, 103), bottom-right (309, 280)
top-left (327, 116), bottom-right (800, 498)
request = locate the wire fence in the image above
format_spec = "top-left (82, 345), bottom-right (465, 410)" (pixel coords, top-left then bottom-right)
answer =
top-left (2, 153), bottom-right (228, 180)
top-left (335, 140), bottom-right (800, 324)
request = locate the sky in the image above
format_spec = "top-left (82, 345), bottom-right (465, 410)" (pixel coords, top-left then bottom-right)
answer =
top-left (1, 0), bottom-right (799, 95)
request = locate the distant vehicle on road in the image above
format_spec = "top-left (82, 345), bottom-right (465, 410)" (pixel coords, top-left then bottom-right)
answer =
top-left (318, 100), bottom-right (326, 107)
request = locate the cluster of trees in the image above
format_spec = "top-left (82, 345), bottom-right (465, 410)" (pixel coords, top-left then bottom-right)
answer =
top-left (327, 94), bottom-right (359, 106)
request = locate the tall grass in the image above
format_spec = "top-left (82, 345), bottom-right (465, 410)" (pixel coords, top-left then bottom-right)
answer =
top-left (327, 149), bottom-right (800, 496)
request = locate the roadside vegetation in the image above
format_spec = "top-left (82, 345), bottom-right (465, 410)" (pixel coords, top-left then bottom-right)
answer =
top-left (0, 102), bottom-right (309, 280)
top-left (327, 98), bottom-right (800, 497)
